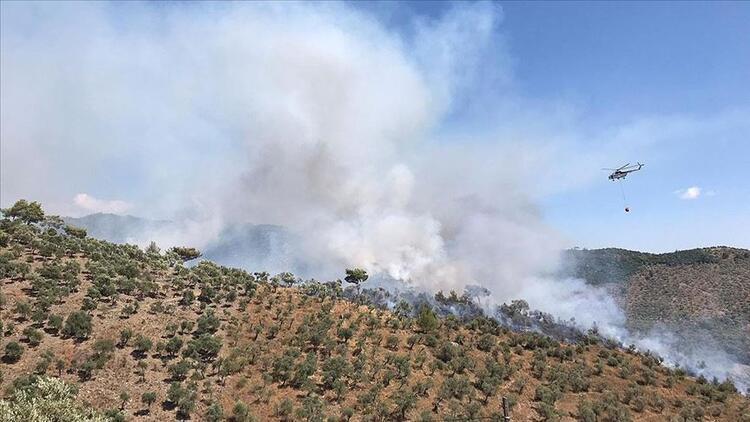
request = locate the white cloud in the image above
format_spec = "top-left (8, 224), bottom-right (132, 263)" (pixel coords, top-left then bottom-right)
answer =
top-left (73, 193), bottom-right (132, 214)
top-left (676, 186), bottom-right (701, 200)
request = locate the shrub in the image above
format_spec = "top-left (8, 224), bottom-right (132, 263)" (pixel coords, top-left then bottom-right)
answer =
top-left (63, 311), bottom-right (92, 341)
top-left (385, 334), bottom-right (400, 350)
top-left (171, 247), bottom-right (201, 262)
top-left (0, 376), bottom-right (107, 421)
top-left (103, 409), bottom-right (125, 422)
top-left (23, 327), bottom-right (43, 347)
top-left (169, 360), bottom-right (192, 381)
top-left (276, 398), bottom-right (294, 421)
top-left (165, 336), bottom-right (184, 357)
top-left (205, 401), bottom-right (224, 422)
top-left (534, 385), bottom-right (560, 406)
top-left (195, 311), bottom-right (220, 335)
top-left (233, 400), bottom-right (252, 422)
top-left (322, 356), bottom-right (351, 390)
top-left (417, 304), bottom-right (439, 332)
top-left (141, 391), bottom-right (157, 411)
top-left (477, 333), bottom-right (495, 352)
top-left (183, 334), bottom-right (222, 363)
top-left (14, 301), bottom-right (32, 321)
top-left (64, 225), bottom-right (87, 239)
top-left (3, 342), bottom-right (23, 363)
top-left (119, 328), bottom-right (133, 347)
top-left (133, 335), bottom-right (153, 357)
top-left (47, 314), bottom-right (63, 334)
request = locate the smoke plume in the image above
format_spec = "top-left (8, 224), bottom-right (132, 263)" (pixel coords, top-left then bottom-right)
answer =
top-left (2, 2), bottom-right (747, 390)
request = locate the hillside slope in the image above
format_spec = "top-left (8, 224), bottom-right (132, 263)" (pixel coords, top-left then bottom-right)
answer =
top-left (562, 248), bottom-right (750, 365)
top-left (1, 206), bottom-right (749, 421)
top-left (63, 214), bottom-right (297, 275)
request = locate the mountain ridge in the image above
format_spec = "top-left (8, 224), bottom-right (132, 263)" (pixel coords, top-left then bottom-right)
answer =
top-left (2, 206), bottom-right (749, 421)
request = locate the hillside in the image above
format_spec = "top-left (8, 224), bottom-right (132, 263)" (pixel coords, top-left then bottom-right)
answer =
top-left (63, 214), bottom-right (296, 275)
top-left (1, 204), bottom-right (749, 421)
top-left (63, 213), bottom-right (750, 369)
top-left (561, 248), bottom-right (750, 365)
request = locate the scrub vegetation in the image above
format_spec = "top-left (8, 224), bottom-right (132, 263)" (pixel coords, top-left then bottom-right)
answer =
top-left (1, 200), bottom-right (749, 421)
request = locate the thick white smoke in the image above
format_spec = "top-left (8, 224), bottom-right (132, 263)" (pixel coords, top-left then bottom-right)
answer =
top-left (2, 2), bottom-right (747, 390)
top-left (2, 1), bottom-right (559, 297)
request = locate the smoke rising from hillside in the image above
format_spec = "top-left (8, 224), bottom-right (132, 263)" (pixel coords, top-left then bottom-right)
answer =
top-left (3, 1), bottom-right (562, 296)
top-left (2, 2), bottom-right (747, 390)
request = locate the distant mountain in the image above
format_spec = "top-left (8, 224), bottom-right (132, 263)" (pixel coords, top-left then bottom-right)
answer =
top-left (200, 223), bottom-right (304, 275)
top-left (63, 213), bottom-right (300, 274)
top-left (561, 247), bottom-right (750, 365)
top-left (63, 213), bottom-right (172, 244)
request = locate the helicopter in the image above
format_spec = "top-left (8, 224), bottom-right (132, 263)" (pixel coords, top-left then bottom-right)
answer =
top-left (603, 162), bottom-right (644, 181)
top-left (603, 162), bottom-right (644, 212)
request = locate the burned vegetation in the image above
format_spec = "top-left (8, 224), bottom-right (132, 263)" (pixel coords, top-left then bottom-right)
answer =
top-left (1, 201), bottom-right (749, 421)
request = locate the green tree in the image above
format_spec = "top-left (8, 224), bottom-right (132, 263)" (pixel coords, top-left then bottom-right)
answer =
top-left (417, 304), bottom-right (439, 333)
top-left (205, 401), bottom-right (224, 422)
top-left (296, 395), bottom-right (324, 422)
top-left (55, 359), bottom-right (66, 376)
top-left (233, 400), bottom-right (252, 422)
top-left (133, 334), bottom-right (153, 358)
top-left (64, 225), bottom-right (87, 239)
top-left (277, 272), bottom-right (298, 288)
top-left (322, 356), bottom-right (351, 390)
top-left (195, 310), bottom-right (221, 335)
top-left (119, 328), bottom-right (133, 347)
top-left (272, 348), bottom-right (300, 386)
top-left (344, 268), bottom-right (368, 296)
top-left (4, 341), bottom-right (24, 363)
top-left (392, 355), bottom-right (411, 385)
top-left (170, 247), bottom-right (202, 262)
top-left (392, 388), bottom-right (417, 421)
top-left (118, 391), bottom-right (130, 410)
top-left (167, 382), bottom-right (197, 418)
top-left (182, 334), bottom-right (222, 363)
top-left (6, 200), bottom-right (44, 224)
top-left (165, 336), bottom-right (184, 358)
top-left (63, 311), bottom-right (92, 341)
top-left (145, 242), bottom-right (161, 255)
top-left (14, 300), bottom-right (32, 321)
top-left (23, 327), bottom-right (43, 347)
top-left (47, 314), bottom-right (64, 334)
top-left (141, 391), bottom-right (157, 414)
top-left (137, 360), bottom-right (148, 383)
top-left (78, 360), bottom-right (96, 381)
top-left (168, 359), bottom-right (192, 381)
top-left (0, 376), bottom-right (108, 421)
top-left (291, 352), bottom-right (318, 389)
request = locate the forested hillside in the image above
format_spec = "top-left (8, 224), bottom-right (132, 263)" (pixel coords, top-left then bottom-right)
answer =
top-left (562, 248), bottom-right (750, 365)
top-left (2, 201), bottom-right (749, 421)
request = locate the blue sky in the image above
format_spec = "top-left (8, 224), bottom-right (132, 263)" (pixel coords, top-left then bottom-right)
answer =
top-left (1, 1), bottom-right (749, 254)
top-left (378, 1), bottom-right (750, 251)
top-left (502, 2), bottom-right (750, 251)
